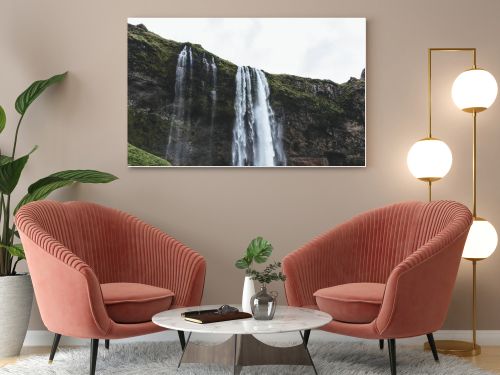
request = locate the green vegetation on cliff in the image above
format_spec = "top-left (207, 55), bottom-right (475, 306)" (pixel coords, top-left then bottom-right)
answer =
top-left (128, 24), bottom-right (237, 165)
top-left (128, 143), bottom-right (170, 166)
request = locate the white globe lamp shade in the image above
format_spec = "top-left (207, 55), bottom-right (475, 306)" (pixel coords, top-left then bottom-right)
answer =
top-left (462, 218), bottom-right (498, 259)
top-left (407, 138), bottom-right (453, 181)
top-left (452, 69), bottom-right (498, 113)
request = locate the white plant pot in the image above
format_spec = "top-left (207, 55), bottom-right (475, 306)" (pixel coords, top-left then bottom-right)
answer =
top-left (241, 276), bottom-right (255, 313)
top-left (0, 274), bottom-right (33, 358)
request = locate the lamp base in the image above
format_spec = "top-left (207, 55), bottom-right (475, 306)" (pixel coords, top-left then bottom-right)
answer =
top-left (424, 340), bottom-right (481, 357)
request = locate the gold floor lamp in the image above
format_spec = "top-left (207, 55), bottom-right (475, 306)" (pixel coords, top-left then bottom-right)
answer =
top-left (407, 48), bottom-right (498, 356)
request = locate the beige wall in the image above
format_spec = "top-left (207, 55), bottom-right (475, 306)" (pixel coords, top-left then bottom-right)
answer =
top-left (1, 0), bottom-right (500, 331)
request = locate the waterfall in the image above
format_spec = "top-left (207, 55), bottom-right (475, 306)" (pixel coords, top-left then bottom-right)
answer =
top-left (166, 45), bottom-right (193, 165)
top-left (208, 57), bottom-right (217, 163)
top-left (232, 66), bottom-right (286, 166)
top-left (167, 47), bottom-right (218, 165)
top-left (233, 66), bottom-right (253, 166)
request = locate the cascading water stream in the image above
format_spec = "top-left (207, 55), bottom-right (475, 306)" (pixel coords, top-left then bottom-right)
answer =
top-left (167, 47), bottom-right (218, 165)
top-left (166, 45), bottom-right (193, 165)
top-left (207, 57), bottom-right (217, 163)
top-left (232, 66), bottom-right (286, 166)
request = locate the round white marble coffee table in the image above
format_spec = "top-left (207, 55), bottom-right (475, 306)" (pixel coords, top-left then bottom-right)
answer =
top-left (153, 305), bottom-right (332, 374)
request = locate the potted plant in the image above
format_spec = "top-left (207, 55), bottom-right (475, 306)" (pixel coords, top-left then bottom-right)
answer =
top-left (0, 72), bottom-right (117, 358)
top-left (235, 237), bottom-right (273, 312)
top-left (235, 237), bottom-right (286, 318)
top-left (248, 261), bottom-right (286, 320)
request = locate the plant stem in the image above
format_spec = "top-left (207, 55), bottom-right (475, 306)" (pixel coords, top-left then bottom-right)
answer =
top-left (2, 194), bottom-right (11, 274)
top-left (10, 223), bottom-right (16, 240)
top-left (9, 221), bottom-right (18, 272)
top-left (11, 258), bottom-right (21, 275)
top-left (0, 194), bottom-right (5, 275)
top-left (2, 113), bottom-right (24, 276)
top-left (11, 114), bottom-right (24, 159)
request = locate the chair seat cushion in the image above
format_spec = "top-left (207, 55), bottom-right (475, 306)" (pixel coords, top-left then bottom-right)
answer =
top-left (313, 283), bottom-right (385, 324)
top-left (101, 283), bottom-right (174, 324)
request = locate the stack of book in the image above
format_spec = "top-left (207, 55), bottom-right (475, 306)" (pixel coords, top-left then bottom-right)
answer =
top-left (182, 308), bottom-right (252, 324)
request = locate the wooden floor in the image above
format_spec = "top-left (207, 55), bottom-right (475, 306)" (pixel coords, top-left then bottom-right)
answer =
top-left (465, 346), bottom-right (500, 373)
top-left (1, 345), bottom-right (500, 372)
top-left (0, 346), bottom-right (53, 367)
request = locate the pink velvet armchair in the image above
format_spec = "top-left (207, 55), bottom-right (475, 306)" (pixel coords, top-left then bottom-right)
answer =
top-left (283, 200), bottom-right (472, 375)
top-left (16, 200), bottom-right (206, 375)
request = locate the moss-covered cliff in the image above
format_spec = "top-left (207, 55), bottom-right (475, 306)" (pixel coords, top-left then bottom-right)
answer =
top-left (128, 143), bottom-right (170, 166)
top-left (128, 23), bottom-right (365, 166)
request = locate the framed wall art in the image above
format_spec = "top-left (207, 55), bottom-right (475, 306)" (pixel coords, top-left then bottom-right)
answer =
top-left (128, 18), bottom-right (366, 167)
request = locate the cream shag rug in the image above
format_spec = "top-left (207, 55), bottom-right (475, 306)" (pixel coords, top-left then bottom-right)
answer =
top-left (0, 341), bottom-right (494, 374)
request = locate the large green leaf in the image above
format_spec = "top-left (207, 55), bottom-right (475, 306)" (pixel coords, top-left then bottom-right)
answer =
top-left (28, 169), bottom-right (117, 193)
top-left (246, 237), bottom-right (273, 264)
top-left (0, 244), bottom-right (25, 260)
top-left (16, 180), bottom-right (73, 211)
top-left (0, 105), bottom-right (5, 134)
top-left (0, 155), bottom-right (13, 166)
top-left (15, 72), bottom-right (67, 115)
top-left (235, 258), bottom-right (250, 269)
top-left (15, 169), bottom-right (117, 213)
top-left (0, 148), bottom-right (36, 194)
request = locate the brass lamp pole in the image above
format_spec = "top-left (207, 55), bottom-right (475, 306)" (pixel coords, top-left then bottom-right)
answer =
top-left (462, 109), bottom-right (481, 356)
top-left (407, 49), bottom-right (454, 200)
top-left (421, 47), bottom-right (498, 357)
top-left (424, 48), bottom-right (476, 202)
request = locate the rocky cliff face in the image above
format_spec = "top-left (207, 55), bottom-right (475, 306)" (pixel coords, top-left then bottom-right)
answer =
top-left (128, 23), bottom-right (365, 166)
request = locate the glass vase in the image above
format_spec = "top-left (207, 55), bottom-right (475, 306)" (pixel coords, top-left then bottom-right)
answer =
top-left (250, 285), bottom-right (278, 320)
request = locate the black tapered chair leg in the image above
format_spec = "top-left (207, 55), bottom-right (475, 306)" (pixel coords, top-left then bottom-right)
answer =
top-left (388, 339), bottom-right (396, 375)
top-left (177, 330), bottom-right (186, 350)
top-left (426, 333), bottom-right (439, 362)
top-left (303, 329), bottom-right (311, 347)
top-left (90, 339), bottom-right (99, 375)
top-left (48, 333), bottom-right (62, 363)
top-left (105, 339), bottom-right (110, 350)
top-left (379, 339), bottom-right (384, 350)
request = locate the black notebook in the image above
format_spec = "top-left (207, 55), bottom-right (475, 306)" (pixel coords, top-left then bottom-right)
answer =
top-left (184, 310), bottom-right (252, 324)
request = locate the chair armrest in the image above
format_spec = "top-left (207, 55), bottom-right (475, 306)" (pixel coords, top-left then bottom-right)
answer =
top-left (375, 228), bottom-right (470, 338)
top-left (126, 219), bottom-right (206, 307)
top-left (18, 231), bottom-right (111, 339)
top-left (283, 220), bottom-right (358, 307)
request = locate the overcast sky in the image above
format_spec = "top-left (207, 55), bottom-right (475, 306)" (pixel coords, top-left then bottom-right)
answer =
top-left (128, 18), bottom-right (365, 83)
